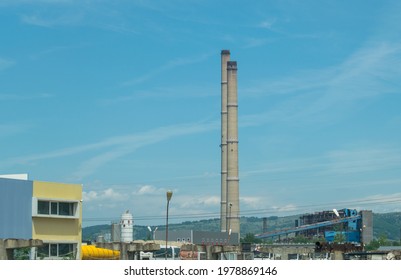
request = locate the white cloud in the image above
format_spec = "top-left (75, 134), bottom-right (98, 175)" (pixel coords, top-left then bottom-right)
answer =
top-left (83, 188), bottom-right (126, 202)
top-left (134, 185), bottom-right (167, 196)
top-left (202, 196), bottom-right (220, 206)
top-left (178, 195), bottom-right (220, 209)
top-left (274, 204), bottom-right (298, 213)
top-left (240, 196), bottom-right (263, 209)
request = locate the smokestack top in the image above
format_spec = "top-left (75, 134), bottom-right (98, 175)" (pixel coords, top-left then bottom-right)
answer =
top-left (227, 61), bottom-right (237, 70)
top-left (221, 50), bottom-right (230, 55)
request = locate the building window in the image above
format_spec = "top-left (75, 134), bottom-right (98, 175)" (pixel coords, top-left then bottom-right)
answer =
top-left (38, 201), bottom-right (75, 216)
top-left (50, 244), bottom-right (58, 257)
top-left (33, 198), bottom-right (79, 219)
top-left (37, 243), bottom-right (76, 260)
top-left (59, 202), bottom-right (74, 216)
top-left (38, 201), bottom-right (50, 214)
top-left (58, 244), bottom-right (74, 257)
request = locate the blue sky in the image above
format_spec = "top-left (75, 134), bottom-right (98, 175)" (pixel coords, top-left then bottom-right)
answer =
top-left (1, 0), bottom-right (401, 227)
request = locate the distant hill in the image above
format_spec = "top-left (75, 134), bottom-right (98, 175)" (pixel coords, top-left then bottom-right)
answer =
top-left (83, 212), bottom-right (401, 242)
top-left (372, 212), bottom-right (401, 240)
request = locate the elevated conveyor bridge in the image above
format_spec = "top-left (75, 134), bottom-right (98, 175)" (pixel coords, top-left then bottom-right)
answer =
top-left (255, 215), bottom-right (361, 239)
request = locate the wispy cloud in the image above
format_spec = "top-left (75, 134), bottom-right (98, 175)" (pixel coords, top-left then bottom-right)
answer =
top-left (258, 19), bottom-right (276, 30)
top-left (0, 0), bottom-right (74, 4)
top-left (0, 93), bottom-right (53, 101)
top-left (242, 146), bottom-right (401, 179)
top-left (354, 192), bottom-right (401, 213)
top-left (325, 147), bottom-right (401, 175)
top-left (14, 1), bottom-right (137, 33)
top-left (0, 122), bottom-right (32, 138)
top-left (242, 41), bottom-right (401, 125)
top-left (100, 84), bottom-right (217, 105)
top-left (20, 13), bottom-right (81, 27)
top-left (72, 121), bottom-right (218, 179)
top-left (242, 37), bottom-right (273, 49)
top-left (306, 192), bottom-right (401, 214)
top-left (0, 58), bottom-right (15, 71)
top-left (121, 52), bottom-right (214, 87)
top-left (4, 120), bottom-right (219, 178)
top-left (29, 44), bottom-right (89, 60)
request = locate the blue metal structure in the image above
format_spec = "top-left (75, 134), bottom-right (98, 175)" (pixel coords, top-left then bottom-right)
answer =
top-left (324, 231), bottom-right (360, 242)
top-left (255, 214), bottom-right (361, 241)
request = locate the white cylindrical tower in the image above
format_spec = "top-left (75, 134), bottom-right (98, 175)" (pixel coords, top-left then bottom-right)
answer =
top-left (226, 60), bottom-right (240, 240)
top-left (220, 50), bottom-right (230, 232)
top-left (120, 210), bottom-right (133, 242)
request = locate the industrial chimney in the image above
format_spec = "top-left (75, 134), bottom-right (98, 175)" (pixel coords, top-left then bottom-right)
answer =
top-left (220, 50), bottom-right (240, 241)
top-left (220, 50), bottom-right (230, 232)
top-left (226, 60), bottom-right (240, 240)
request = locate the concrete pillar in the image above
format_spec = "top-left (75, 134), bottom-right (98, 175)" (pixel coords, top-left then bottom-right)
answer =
top-left (361, 210), bottom-right (373, 245)
top-left (332, 251), bottom-right (344, 260)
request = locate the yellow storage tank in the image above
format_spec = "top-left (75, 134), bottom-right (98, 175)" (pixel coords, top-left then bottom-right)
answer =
top-left (81, 245), bottom-right (120, 260)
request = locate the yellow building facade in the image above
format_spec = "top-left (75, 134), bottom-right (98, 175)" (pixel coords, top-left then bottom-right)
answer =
top-left (32, 181), bottom-right (82, 260)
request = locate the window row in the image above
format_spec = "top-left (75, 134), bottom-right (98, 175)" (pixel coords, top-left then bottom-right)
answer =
top-left (32, 197), bottom-right (80, 219)
top-left (38, 201), bottom-right (75, 216)
top-left (36, 243), bottom-right (76, 260)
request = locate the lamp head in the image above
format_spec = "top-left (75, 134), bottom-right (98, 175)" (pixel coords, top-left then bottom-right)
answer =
top-left (166, 190), bottom-right (173, 202)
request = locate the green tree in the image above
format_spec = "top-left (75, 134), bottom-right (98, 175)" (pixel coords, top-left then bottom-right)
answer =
top-left (13, 248), bottom-right (30, 260)
top-left (333, 232), bottom-right (346, 243)
top-left (240, 233), bottom-right (262, 244)
top-left (364, 234), bottom-right (392, 251)
top-left (292, 235), bottom-right (309, 244)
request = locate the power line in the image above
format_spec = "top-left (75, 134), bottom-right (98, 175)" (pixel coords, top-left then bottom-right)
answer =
top-left (83, 195), bottom-right (401, 223)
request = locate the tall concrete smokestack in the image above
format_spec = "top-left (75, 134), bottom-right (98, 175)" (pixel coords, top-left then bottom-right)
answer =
top-left (226, 60), bottom-right (240, 240)
top-left (220, 50), bottom-right (230, 232)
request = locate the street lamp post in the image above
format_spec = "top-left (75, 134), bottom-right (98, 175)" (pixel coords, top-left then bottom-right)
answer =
top-left (153, 227), bottom-right (158, 241)
top-left (165, 190), bottom-right (173, 260)
top-left (147, 226), bottom-right (158, 241)
top-left (147, 226), bottom-right (152, 241)
top-left (227, 202), bottom-right (232, 244)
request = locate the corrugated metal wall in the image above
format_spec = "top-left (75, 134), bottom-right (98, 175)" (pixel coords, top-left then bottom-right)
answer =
top-left (0, 178), bottom-right (33, 239)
